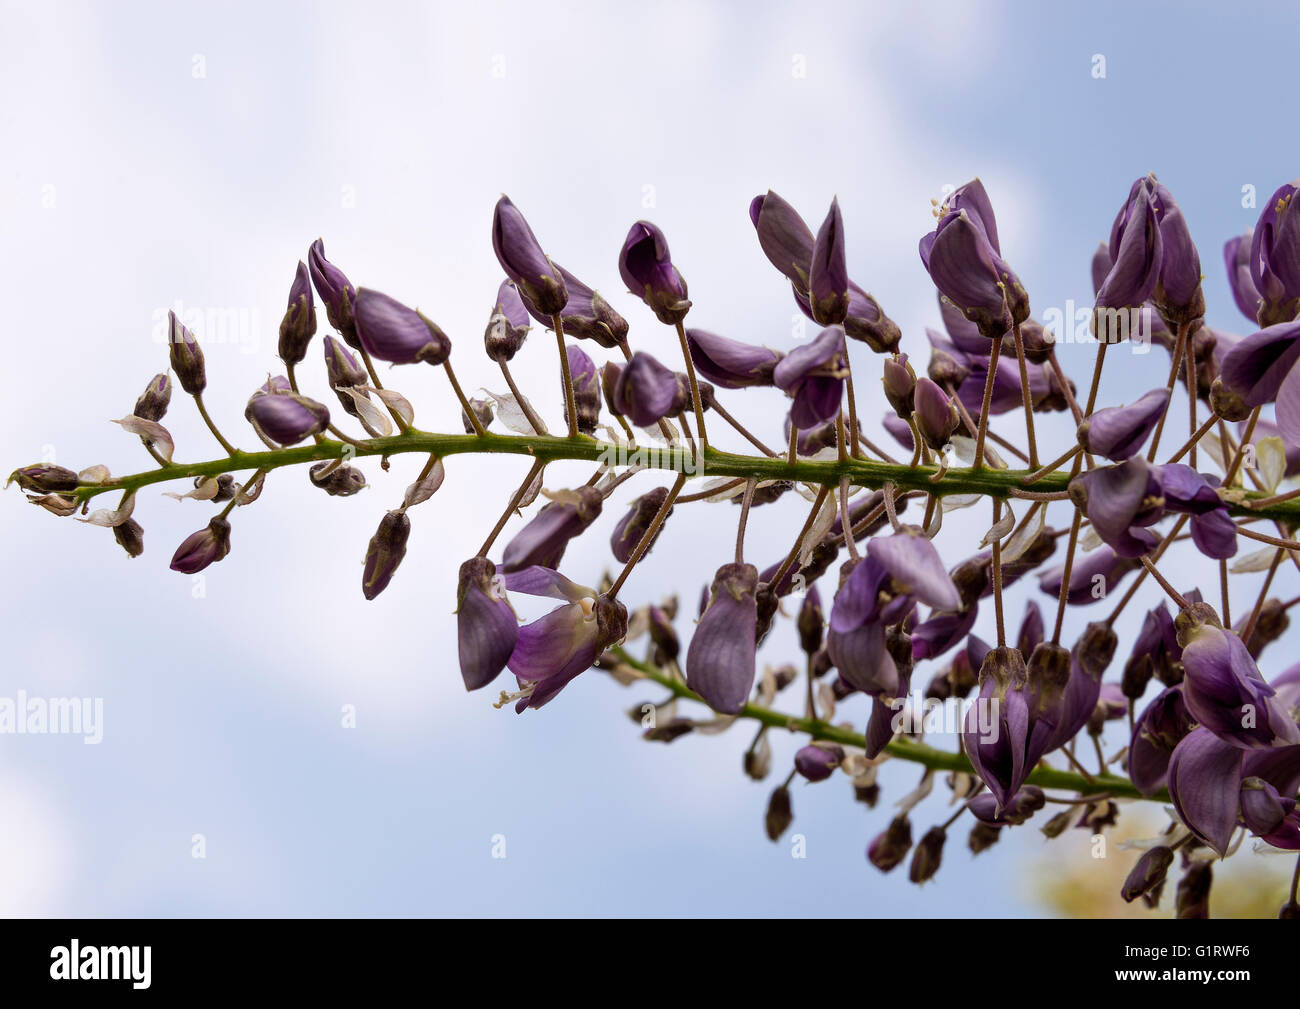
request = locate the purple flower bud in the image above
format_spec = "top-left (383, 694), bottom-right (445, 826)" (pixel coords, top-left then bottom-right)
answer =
top-left (565, 343), bottom-right (602, 434)
top-left (920, 181), bottom-right (1028, 338)
top-left (491, 196), bottom-right (568, 317)
top-left (962, 646), bottom-right (1037, 811)
top-left (167, 310), bottom-right (206, 394)
top-left (1240, 777), bottom-right (1300, 848)
top-left (308, 238), bottom-right (358, 345)
top-left (882, 353), bottom-right (915, 418)
top-left (353, 288), bottom-right (450, 366)
top-left (844, 284), bottom-right (902, 353)
top-left (1175, 860), bottom-right (1213, 919)
top-left (362, 510), bottom-right (410, 600)
top-left (1146, 178), bottom-right (1204, 325)
top-left (484, 280), bottom-right (531, 361)
top-left (882, 412), bottom-right (915, 452)
top-left (686, 562), bottom-right (759, 714)
top-left (545, 265), bottom-right (628, 349)
top-left (619, 221), bottom-right (691, 325)
top-left (773, 325), bottom-right (847, 429)
top-left (1076, 388), bottom-right (1170, 460)
top-left (456, 556), bottom-right (519, 691)
top-left (867, 815), bottom-right (912, 872)
top-left (797, 585), bottom-right (824, 655)
top-left (7, 464), bottom-right (80, 494)
top-left (502, 486), bottom-right (603, 573)
top-left (170, 517), bottom-right (231, 574)
top-left (133, 373), bottom-right (172, 422)
top-left (1121, 846), bottom-right (1174, 902)
top-left (684, 328), bottom-right (783, 388)
top-left (909, 826), bottom-right (946, 883)
top-left (1071, 456), bottom-right (1164, 558)
top-left (1038, 544), bottom-right (1139, 607)
top-left (1129, 685), bottom-right (1195, 795)
top-left (648, 605), bottom-right (679, 663)
top-left (245, 385), bottom-right (329, 446)
top-left (278, 260), bottom-right (318, 365)
top-left (1250, 180), bottom-right (1300, 326)
top-left (1097, 178), bottom-right (1163, 312)
top-left (750, 190), bottom-right (814, 290)
top-left (112, 518), bottom-right (144, 558)
top-left (765, 785), bottom-right (794, 840)
top-left (612, 351), bottom-right (680, 427)
top-left (609, 486), bottom-right (671, 564)
top-left (1123, 603), bottom-right (1182, 697)
top-left (913, 377), bottom-right (959, 451)
top-left (309, 462), bottom-right (366, 497)
top-left (794, 742), bottom-right (844, 782)
top-left (1219, 320), bottom-right (1300, 446)
top-left (969, 785), bottom-right (1046, 826)
top-left (1224, 229), bottom-right (1263, 323)
top-left (1175, 608), bottom-right (1300, 749)
top-left (808, 198), bottom-right (849, 325)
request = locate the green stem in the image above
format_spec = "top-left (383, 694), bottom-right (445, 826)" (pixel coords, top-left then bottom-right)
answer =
top-left (610, 646), bottom-right (1161, 802)
top-left (60, 429), bottom-right (1300, 524)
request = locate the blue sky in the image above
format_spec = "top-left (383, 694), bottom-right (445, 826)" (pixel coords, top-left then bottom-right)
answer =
top-left (2, 0), bottom-right (1298, 916)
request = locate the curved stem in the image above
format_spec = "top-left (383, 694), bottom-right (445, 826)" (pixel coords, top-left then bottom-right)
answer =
top-left (193, 393), bottom-right (239, 456)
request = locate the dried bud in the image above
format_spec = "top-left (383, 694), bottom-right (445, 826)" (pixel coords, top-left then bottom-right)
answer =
top-left (112, 518), bottom-right (144, 558)
top-left (867, 816), bottom-right (913, 873)
top-left (133, 373), bottom-right (172, 422)
top-left (909, 826), bottom-right (946, 883)
top-left (362, 510), bottom-right (411, 600)
top-left (8, 465), bottom-right (79, 494)
top-left (485, 280), bottom-right (531, 362)
top-left (309, 462), bottom-right (367, 497)
top-left (209, 474), bottom-right (237, 502)
top-left (461, 397), bottom-right (494, 434)
top-left (743, 731), bottom-right (772, 780)
top-left (168, 311), bottom-right (206, 395)
top-left (765, 785), bottom-right (793, 841)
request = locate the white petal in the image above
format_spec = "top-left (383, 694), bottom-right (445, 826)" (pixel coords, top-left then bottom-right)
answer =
top-left (77, 492), bottom-right (135, 527)
top-left (1256, 436), bottom-right (1286, 493)
top-left (369, 386), bottom-right (415, 427)
top-left (337, 386), bottom-right (392, 437)
top-left (484, 388), bottom-right (547, 436)
top-left (980, 505), bottom-right (1016, 549)
top-left (164, 476), bottom-right (221, 502)
top-left (77, 464), bottom-right (111, 483)
top-left (402, 458), bottom-right (446, 509)
top-left (798, 492), bottom-right (838, 566)
top-left (1001, 503), bottom-right (1045, 564)
top-left (112, 416), bottom-right (174, 462)
top-left (1230, 546), bottom-right (1281, 574)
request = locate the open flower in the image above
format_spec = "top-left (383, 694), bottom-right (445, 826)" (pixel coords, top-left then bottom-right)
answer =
top-left (1224, 229), bottom-right (1262, 323)
top-left (456, 556), bottom-right (518, 691)
top-left (773, 325), bottom-right (847, 429)
top-left (1250, 179), bottom-right (1300, 326)
top-left (502, 567), bottom-right (627, 712)
top-left (619, 221), bottom-right (690, 325)
top-left (686, 563), bottom-right (759, 714)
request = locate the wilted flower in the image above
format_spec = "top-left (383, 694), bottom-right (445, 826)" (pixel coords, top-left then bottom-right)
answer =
top-left (308, 462), bottom-right (366, 497)
top-left (112, 518), bottom-right (144, 558)
top-left (566, 343), bottom-right (601, 434)
top-left (8, 465), bottom-right (79, 494)
top-left (867, 815), bottom-right (913, 872)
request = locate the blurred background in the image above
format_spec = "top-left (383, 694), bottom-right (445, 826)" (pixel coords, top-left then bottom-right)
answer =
top-left (2, 0), bottom-right (1297, 916)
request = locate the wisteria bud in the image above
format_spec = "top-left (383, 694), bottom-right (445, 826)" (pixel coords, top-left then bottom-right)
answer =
top-left (882, 353), bottom-right (916, 419)
top-left (1040, 809), bottom-right (1073, 839)
top-left (1209, 377), bottom-right (1251, 422)
top-left (112, 518), bottom-right (144, 558)
top-left (968, 822), bottom-right (1002, 854)
top-left (794, 742), bottom-right (844, 782)
top-left (765, 785), bottom-right (793, 841)
top-left (170, 517), bottom-right (231, 574)
top-left (309, 462), bottom-right (367, 497)
top-left (278, 260), bottom-right (318, 366)
top-left (167, 311), bottom-right (206, 394)
top-left (867, 815), bottom-right (913, 873)
top-left (913, 377), bottom-right (960, 451)
top-left (1121, 846), bottom-right (1174, 903)
top-left (909, 826), bottom-right (946, 883)
top-left (567, 343), bottom-right (602, 434)
top-left (647, 605), bottom-right (679, 663)
top-left (245, 386), bottom-right (330, 446)
top-left (485, 280), bottom-right (531, 362)
top-left (354, 289), bottom-right (451, 366)
top-left (362, 510), bottom-right (411, 600)
top-left (133, 373), bottom-right (172, 422)
top-left (797, 585), bottom-right (823, 655)
top-left (8, 465), bottom-right (79, 494)
top-left (619, 220), bottom-right (691, 326)
top-left (610, 487), bottom-right (671, 564)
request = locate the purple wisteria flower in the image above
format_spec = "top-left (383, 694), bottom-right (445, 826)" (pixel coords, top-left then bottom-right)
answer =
top-left (1129, 685), bottom-right (1196, 796)
top-left (245, 383), bottom-right (330, 446)
top-left (610, 487), bottom-right (671, 563)
top-left (919, 179), bottom-right (1028, 339)
top-left (1144, 176), bottom-right (1204, 324)
top-left (170, 517), bottom-right (231, 574)
top-left (611, 352), bottom-right (680, 426)
top-left (502, 566), bottom-right (627, 712)
top-left (1249, 179), bottom-right (1300, 326)
top-left (619, 221), bottom-right (691, 325)
top-left (1096, 177), bottom-right (1163, 313)
top-left (808, 198), bottom-right (849, 325)
top-left (750, 190), bottom-right (900, 351)
top-left (1076, 388), bottom-right (1170, 460)
top-left (685, 329), bottom-right (783, 388)
top-left (456, 556), bottom-right (519, 691)
top-left (566, 343), bottom-right (601, 434)
top-left (308, 238), bottom-right (358, 346)
top-left (278, 260), bottom-right (317, 365)
top-left (492, 196), bottom-right (568, 317)
top-left (1038, 545), bottom-right (1139, 606)
top-left (1224, 229), bottom-right (1261, 323)
top-left (353, 288), bottom-right (451, 366)
top-left (501, 486), bottom-right (604, 573)
top-left (773, 325), bottom-right (847, 429)
top-left (168, 310), bottom-right (206, 394)
top-left (1219, 319), bottom-right (1300, 444)
top-left (795, 742), bottom-right (845, 782)
top-left (484, 280), bottom-right (532, 361)
top-left (687, 562), bottom-right (759, 714)
top-left (546, 265), bottom-right (628, 349)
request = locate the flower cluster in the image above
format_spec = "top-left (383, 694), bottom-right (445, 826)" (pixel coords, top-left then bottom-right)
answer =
top-left (13, 174), bottom-right (1300, 918)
